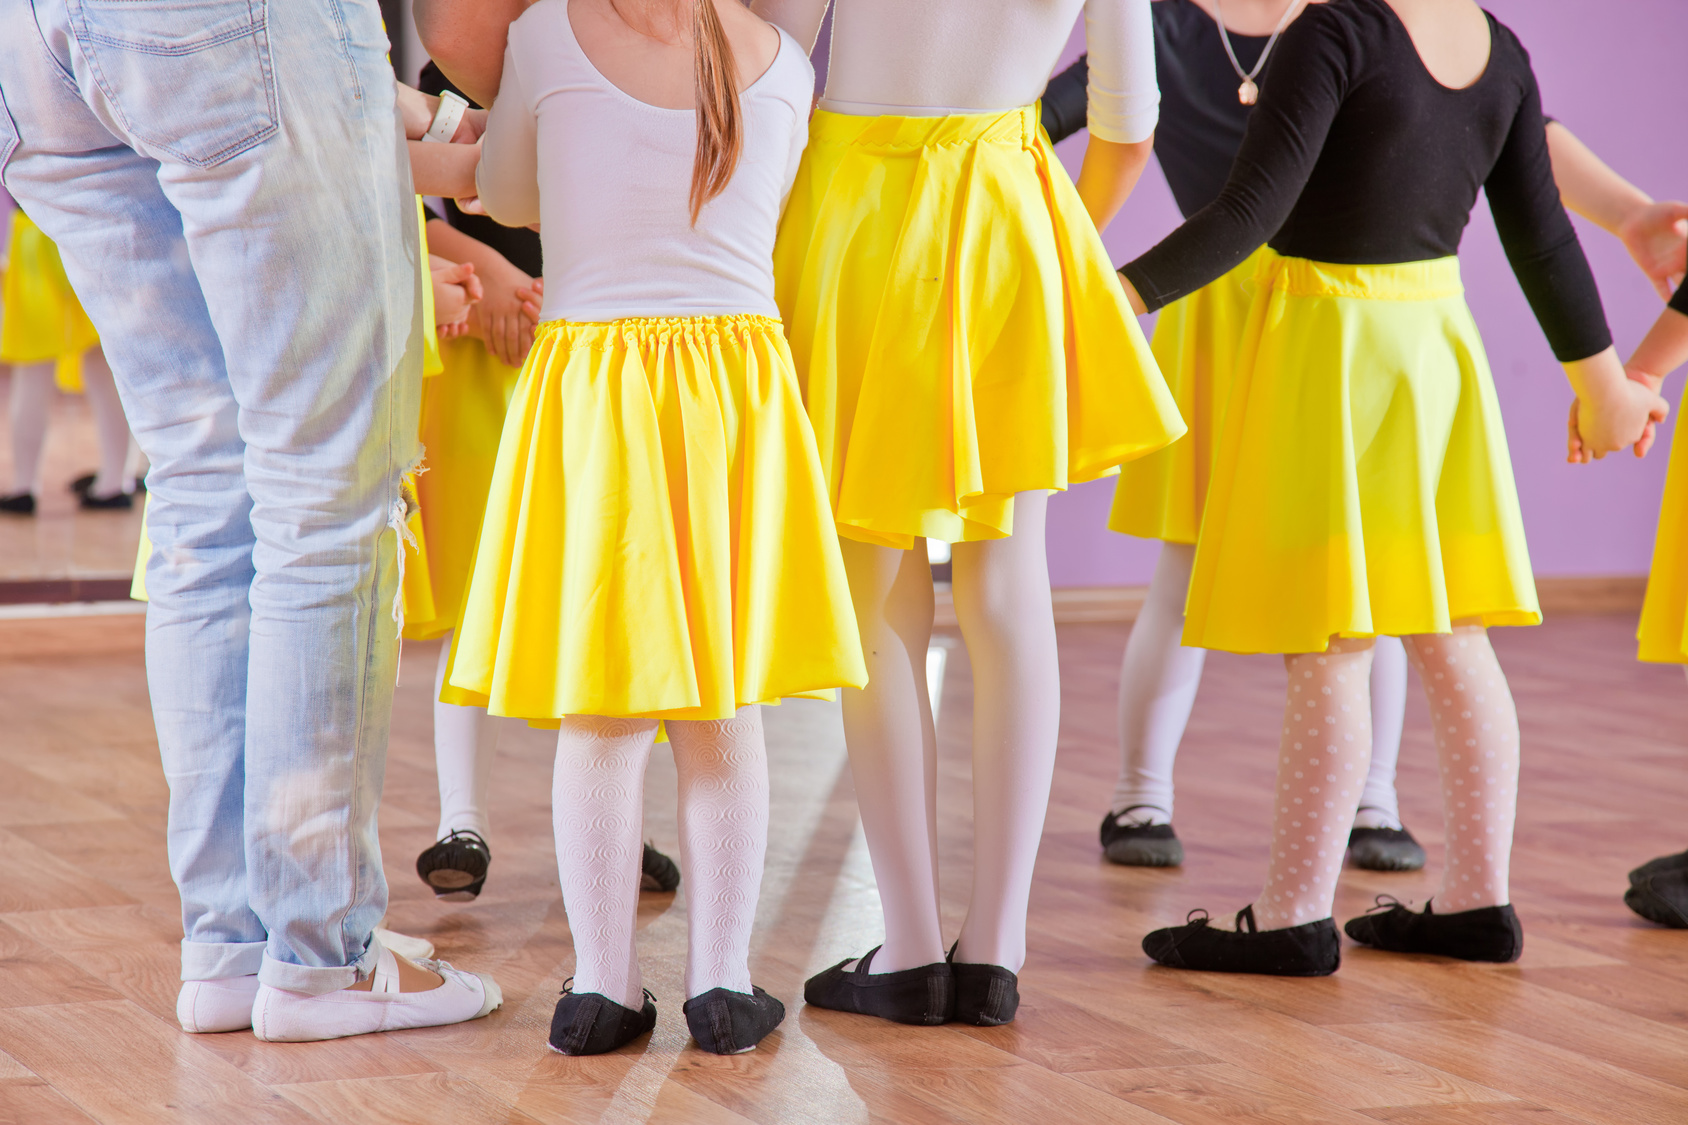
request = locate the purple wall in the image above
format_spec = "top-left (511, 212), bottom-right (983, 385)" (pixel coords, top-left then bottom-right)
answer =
top-left (1046, 0), bottom-right (1688, 587)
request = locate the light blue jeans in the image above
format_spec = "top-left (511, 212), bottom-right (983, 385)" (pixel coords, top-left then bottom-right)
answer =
top-left (0, 0), bottom-right (423, 994)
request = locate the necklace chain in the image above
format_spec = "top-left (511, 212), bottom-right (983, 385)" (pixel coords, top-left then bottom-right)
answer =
top-left (1213, 0), bottom-right (1302, 103)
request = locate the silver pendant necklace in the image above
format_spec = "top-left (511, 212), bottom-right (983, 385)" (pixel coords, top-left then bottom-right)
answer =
top-left (1214, 0), bottom-right (1302, 105)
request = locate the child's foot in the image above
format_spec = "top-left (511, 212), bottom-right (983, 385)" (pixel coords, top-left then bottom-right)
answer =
top-left (1099, 807), bottom-right (1183, 867)
top-left (1625, 870), bottom-right (1688, 928)
top-left (1142, 905), bottom-right (1340, 976)
top-left (640, 842), bottom-right (681, 892)
top-left (947, 944), bottom-right (1019, 1026)
top-left (250, 942), bottom-right (500, 1042)
top-left (1347, 809), bottom-right (1427, 871)
top-left (177, 975), bottom-right (261, 1033)
top-left (683, 986), bottom-right (785, 1053)
top-left (0, 493), bottom-right (36, 516)
top-left (1628, 848), bottom-right (1688, 887)
top-left (416, 829), bottom-right (491, 901)
top-left (549, 983), bottom-right (657, 1055)
top-left (1344, 897), bottom-right (1523, 962)
top-left (373, 926), bottom-right (436, 962)
top-left (803, 947), bottom-right (954, 1025)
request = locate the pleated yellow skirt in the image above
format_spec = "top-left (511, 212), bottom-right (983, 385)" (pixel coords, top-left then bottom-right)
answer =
top-left (1109, 246), bottom-right (1269, 544)
top-left (402, 335), bottom-right (522, 641)
top-left (0, 210), bottom-right (98, 392)
top-left (445, 315), bottom-right (867, 722)
top-left (773, 105), bottom-right (1184, 549)
top-left (1636, 407), bottom-right (1688, 662)
top-left (1184, 253), bottom-right (1539, 654)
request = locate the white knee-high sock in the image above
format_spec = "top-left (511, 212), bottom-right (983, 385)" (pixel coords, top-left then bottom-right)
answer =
top-left (1405, 628), bottom-right (1519, 913)
top-left (7, 362), bottom-right (53, 495)
top-left (1357, 635), bottom-right (1409, 828)
top-left (553, 715), bottom-right (658, 1009)
top-left (1256, 638), bottom-right (1374, 931)
top-left (668, 707), bottom-right (768, 998)
top-left (1110, 541), bottom-right (1204, 823)
top-left (432, 634), bottom-right (500, 841)
top-left (950, 491), bottom-right (1060, 973)
top-left (78, 348), bottom-right (134, 496)
top-left (838, 537), bottom-right (944, 974)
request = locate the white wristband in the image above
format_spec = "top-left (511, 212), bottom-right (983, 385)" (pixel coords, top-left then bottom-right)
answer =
top-left (423, 91), bottom-right (470, 144)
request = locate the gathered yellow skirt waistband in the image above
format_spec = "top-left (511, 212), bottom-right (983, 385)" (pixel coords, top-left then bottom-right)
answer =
top-left (1258, 252), bottom-right (1465, 301)
top-left (807, 104), bottom-right (1043, 151)
top-left (535, 313), bottom-right (784, 346)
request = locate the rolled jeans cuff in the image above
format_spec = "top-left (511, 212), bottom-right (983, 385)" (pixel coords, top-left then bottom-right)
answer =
top-left (181, 939), bottom-right (266, 981)
top-left (258, 943), bottom-right (380, 997)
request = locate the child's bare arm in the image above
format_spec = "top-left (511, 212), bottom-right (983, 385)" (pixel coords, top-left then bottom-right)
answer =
top-left (424, 219), bottom-right (541, 366)
top-left (409, 140), bottom-right (482, 200)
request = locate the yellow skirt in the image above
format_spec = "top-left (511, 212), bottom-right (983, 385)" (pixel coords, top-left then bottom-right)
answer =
top-left (1637, 406), bottom-right (1688, 661)
top-left (402, 335), bottom-right (522, 641)
top-left (1184, 253), bottom-right (1539, 654)
top-left (445, 315), bottom-right (867, 722)
top-left (773, 105), bottom-right (1184, 549)
top-left (1109, 246), bottom-right (1268, 544)
top-left (0, 210), bottom-right (99, 392)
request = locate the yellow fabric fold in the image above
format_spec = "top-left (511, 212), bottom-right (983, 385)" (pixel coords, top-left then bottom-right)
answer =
top-left (773, 105), bottom-right (1184, 549)
top-left (1184, 253), bottom-right (1539, 654)
top-left (1638, 407), bottom-right (1688, 662)
top-left (1, 210), bottom-right (99, 392)
top-left (446, 315), bottom-right (866, 723)
top-left (1109, 246), bottom-right (1269, 545)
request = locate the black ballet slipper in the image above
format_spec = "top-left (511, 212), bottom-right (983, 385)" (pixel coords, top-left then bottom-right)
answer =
top-left (78, 488), bottom-right (133, 510)
top-left (415, 829), bottom-right (491, 901)
top-left (640, 842), bottom-right (681, 893)
top-left (1628, 849), bottom-right (1688, 888)
top-left (1347, 823), bottom-right (1427, 872)
top-left (548, 982), bottom-right (657, 1056)
top-left (1142, 905), bottom-right (1340, 976)
top-left (1343, 896), bottom-right (1523, 962)
top-left (0, 493), bottom-right (36, 516)
top-left (946, 943), bottom-right (1019, 1026)
top-left (683, 986), bottom-right (785, 1053)
top-left (803, 946), bottom-right (954, 1025)
top-left (1099, 808), bottom-right (1184, 867)
top-left (1625, 869), bottom-right (1688, 928)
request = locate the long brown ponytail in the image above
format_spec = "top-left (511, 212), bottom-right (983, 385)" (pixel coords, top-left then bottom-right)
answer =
top-left (689, 0), bottom-right (742, 224)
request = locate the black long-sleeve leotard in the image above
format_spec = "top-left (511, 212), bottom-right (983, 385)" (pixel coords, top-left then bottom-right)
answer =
top-left (1116, 0), bottom-right (1609, 362)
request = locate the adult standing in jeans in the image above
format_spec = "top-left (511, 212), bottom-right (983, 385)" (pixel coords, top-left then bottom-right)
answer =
top-left (0, 1), bottom-right (499, 1041)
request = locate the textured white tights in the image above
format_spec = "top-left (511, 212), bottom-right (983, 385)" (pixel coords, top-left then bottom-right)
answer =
top-left (1254, 626), bottom-right (1520, 929)
top-left (1109, 543), bottom-right (1409, 828)
top-left (839, 491), bottom-right (1058, 974)
top-left (1256, 637), bottom-right (1376, 931)
top-left (669, 708), bottom-right (769, 998)
top-left (1406, 627), bottom-right (1519, 913)
top-left (80, 349), bottom-right (135, 497)
top-left (7, 362), bottom-right (52, 495)
top-left (432, 634), bottom-right (500, 841)
top-left (553, 708), bottom-right (769, 1008)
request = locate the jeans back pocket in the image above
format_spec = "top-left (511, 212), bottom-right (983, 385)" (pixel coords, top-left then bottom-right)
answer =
top-left (68, 0), bottom-right (277, 168)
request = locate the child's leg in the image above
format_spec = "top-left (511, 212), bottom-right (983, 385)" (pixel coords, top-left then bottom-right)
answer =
top-left (7, 361), bottom-right (54, 495)
top-left (667, 706), bottom-right (768, 999)
top-left (433, 633), bottom-right (500, 841)
top-left (837, 537), bottom-right (943, 974)
top-left (1403, 626), bottom-right (1519, 911)
top-left (553, 715), bottom-right (659, 1009)
top-left (949, 491), bottom-right (1060, 973)
top-left (1255, 637), bottom-right (1375, 930)
top-left (1356, 635), bottom-right (1409, 827)
top-left (80, 347), bottom-right (134, 496)
top-left (1109, 541), bottom-right (1205, 823)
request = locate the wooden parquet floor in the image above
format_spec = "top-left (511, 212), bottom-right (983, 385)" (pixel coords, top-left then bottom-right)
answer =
top-left (1, 610), bottom-right (1686, 1124)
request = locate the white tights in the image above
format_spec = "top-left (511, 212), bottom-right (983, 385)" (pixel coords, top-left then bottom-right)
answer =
top-left (1111, 541), bottom-right (1410, 827)
top-left (432, 634), bottom-right (501, 841)
top-left (840, 491), bottom-right (1059, 974)
top-left (6, 351), bottom-right (135, 497)
top-left (553, 707), bottom-right (768, 1008)
top-left (1255, 626), bottom-right (1519, 930)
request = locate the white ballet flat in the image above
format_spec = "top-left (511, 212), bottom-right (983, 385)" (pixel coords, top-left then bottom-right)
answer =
top-left (177, 975), bottom-right (261, 1033)
top-left (250, 940), bottom-right (501, 1043)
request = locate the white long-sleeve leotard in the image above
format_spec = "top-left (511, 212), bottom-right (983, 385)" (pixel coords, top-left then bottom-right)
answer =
top-left (476, 0), bottom-right (813, 322)
top-left (752, 0), bottom-right (1157, 142)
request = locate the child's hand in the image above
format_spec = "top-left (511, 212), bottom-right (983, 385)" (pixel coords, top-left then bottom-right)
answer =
top-left (517, 276), bottom-right (544, 324)
top-left (468, 258), bottom-right (540, 366)
top-left (431, 259), bottom-right (482, 334)
top-left (1617, 200), bottom-right (1688, 300)
top-left (1568, 364), bottom-right (1669, 461)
